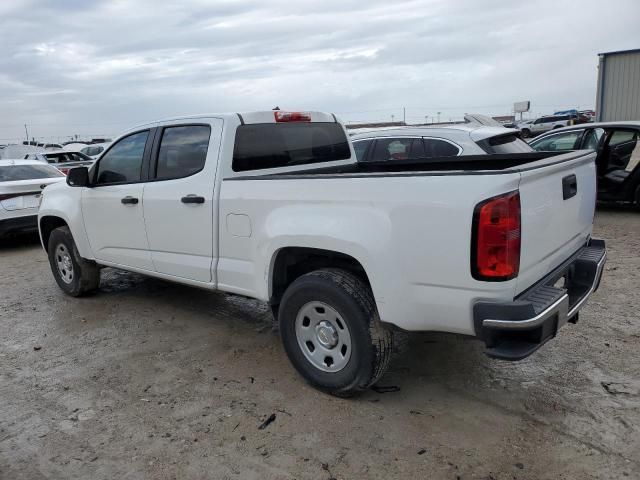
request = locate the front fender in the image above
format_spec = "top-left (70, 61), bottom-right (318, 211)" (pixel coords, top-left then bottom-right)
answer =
top-left (38, 182), bottom-right (94, 260)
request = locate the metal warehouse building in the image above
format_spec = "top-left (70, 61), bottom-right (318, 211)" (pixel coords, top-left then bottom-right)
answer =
top-left (596, 48), bottom-right (640, 122)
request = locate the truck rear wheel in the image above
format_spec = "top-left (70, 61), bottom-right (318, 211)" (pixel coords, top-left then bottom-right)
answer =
top-left (278, 269), bottom-right (393, 396)
top-left (48, 226), bottom-right (100, 297)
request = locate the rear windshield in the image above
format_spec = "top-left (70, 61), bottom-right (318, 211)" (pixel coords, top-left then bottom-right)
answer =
top-left (233, 122), bottom-right (351, 172)
top-left (478, 134), bottom-right (533, 154)
top-left (0, 164), bottom-right (64, 182)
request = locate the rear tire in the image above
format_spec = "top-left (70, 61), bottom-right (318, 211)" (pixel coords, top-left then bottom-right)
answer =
top-left (278, 269), bottom-right (393, 397)
top-left (48, 226), bottom-right (100, 297)
top-left (634, 184), bottom-right (640, 211)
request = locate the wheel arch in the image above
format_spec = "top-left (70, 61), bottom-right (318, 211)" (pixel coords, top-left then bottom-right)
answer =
top-left (39, 215), bottom-right (69, 252)
top-left (268, 246), bottom-right (373, 312)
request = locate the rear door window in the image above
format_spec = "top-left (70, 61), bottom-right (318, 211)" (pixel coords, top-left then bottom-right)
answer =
top-left (369, 138), bottom-right (425, 161)
top-left (233, 123), bottom-right (350, 172)
top-left (423, 138), bottom-right (460, 157)
top-left (155, 125), bottom-right (211, 180)
top-left (607, 129), bottom-right (640, 172)
top-left (609, 130), bottom-right (638, 146)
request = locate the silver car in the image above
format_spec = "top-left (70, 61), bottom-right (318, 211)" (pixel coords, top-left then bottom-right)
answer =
top-left (350, 124), bottom-right (532, 162)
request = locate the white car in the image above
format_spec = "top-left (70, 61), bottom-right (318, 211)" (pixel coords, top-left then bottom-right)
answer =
top-left (80, 142), bottom-right (111, 160)
top-left (25, 150), bottom-right (95, 175)
top-left (0, 159), bottom-right (65, 238)
top-left (520, 114), bottom-right (577, 138)
top-left (38, 111), bottom-right (605, 396)
top-left (0, 144), bottom-right (45, 160)
top-left (63, 142), bottom-right (89, 152)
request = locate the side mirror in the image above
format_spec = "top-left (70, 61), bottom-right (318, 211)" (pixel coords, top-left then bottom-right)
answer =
top-left (66, 167), bottom-right (91, 187)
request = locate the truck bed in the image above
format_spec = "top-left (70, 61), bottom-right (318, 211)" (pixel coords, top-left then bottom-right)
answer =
top-left (226, 150), bottom-right (581, 179)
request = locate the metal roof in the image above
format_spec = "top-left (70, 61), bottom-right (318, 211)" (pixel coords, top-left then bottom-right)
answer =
top-left (598, 48), bottom-right (640, 57)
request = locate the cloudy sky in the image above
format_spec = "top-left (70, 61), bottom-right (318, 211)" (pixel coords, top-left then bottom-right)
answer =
top-left (1, 0), bottom-right (638, 143)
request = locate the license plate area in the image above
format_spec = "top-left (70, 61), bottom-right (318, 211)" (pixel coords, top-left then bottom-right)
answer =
top-left (0, 194), bottom-right (41, 211)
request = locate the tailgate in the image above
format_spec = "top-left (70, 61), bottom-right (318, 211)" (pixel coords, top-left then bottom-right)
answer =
top-left (516, 150), bottom-right (597, 295)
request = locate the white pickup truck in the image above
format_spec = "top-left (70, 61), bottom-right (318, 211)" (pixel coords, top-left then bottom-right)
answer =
top-left (38, 111), bottom-right (606, 396)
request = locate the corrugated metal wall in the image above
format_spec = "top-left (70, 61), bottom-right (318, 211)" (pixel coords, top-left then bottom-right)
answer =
top-left (596, 50), bottom-right (640, 122)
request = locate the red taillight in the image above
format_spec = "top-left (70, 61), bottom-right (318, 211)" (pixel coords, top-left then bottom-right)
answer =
top-left (472, 191), bottom-right (521, 281)
top-left (274, 111), bottom-right (311, 122)
top-left (59, 168), bottom-right (69, 175)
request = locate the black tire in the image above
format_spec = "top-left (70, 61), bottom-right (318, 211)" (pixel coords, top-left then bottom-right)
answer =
top-left (48, 226), bottom-right (100, 297)
top-left (278, 269), bottom-right (393, 396)
top-left (634, 184), bottom-right (640, 211)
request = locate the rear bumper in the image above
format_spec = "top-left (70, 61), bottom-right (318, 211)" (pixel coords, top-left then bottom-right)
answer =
top-left (0, 214), bottom-right (38, 237)
top-left (473, 239), bottom-right (606, 360)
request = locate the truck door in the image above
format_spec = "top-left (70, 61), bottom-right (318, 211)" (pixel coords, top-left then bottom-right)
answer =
top-left (142, 120), bottom-right (222, 283)
top-left (82, 129), bottom-right (154, 270)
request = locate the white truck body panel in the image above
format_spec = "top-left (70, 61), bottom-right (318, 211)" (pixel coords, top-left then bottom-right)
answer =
top-left (218, 172), bottom-right (523, 334)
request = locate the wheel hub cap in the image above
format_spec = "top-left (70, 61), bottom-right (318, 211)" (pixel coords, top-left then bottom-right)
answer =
top-left (55, 244), bottom-right (74, 284)
top-left (315, 321), bottom-right (338, 348)
top-left (294, 301), bottom-right (352, 372)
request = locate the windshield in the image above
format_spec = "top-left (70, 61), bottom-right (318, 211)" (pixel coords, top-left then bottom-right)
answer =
top-left (478, 134), bottom-right (533, 154)
top-left (0, 164), bottom-right (64, 182)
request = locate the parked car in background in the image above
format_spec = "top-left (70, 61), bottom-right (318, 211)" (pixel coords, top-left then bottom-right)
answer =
top-left (351, 124), bottom-right (533, 162)
top-left (529, 121), bottom-right (640, 208)
top-left (578, 110), bottom-right (596, 121)
top-left (63, 142), bottom-right (88, 151)
top-left (516, 119), bottom-right (534, 131)
top-left (25, 150), bottom-right (95, 175)
top-left (80, 142), bottom-right (111, 159)
top-left (520, 114), bottom-right (575, 138)
top-left (0, 159), bottom-right (65, 238)
top-left (38, 111), bottom-right (605, 395)
top-left (0, 144), bottom-right (44, 160)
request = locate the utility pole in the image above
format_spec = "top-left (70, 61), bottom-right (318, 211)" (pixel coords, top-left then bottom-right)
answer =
top-left (403, 107), bottom-right (406, 124)
top-left (24, 124), bottom-right (29, 143)
top-left (437, 112), bottom-right (441, 123)
top-left (391, 114), bottom-right (395, 123)
top-left (424, 115), bottom-right (428, 124)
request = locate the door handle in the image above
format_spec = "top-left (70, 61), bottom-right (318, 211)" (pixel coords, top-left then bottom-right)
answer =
top-left (562, 174), bottom-right (577, 200)
top-left (181, 195), bottom-right (205, 204)
top-left (121, 196), bottom-right (139, 205)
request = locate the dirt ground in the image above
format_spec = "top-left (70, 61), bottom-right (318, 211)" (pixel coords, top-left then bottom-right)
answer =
top-left (0, 208), bottom-right (638, 480)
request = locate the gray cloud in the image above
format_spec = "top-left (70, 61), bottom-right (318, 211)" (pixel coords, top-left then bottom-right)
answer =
top-left (0, 0), bottom-right (638, 142)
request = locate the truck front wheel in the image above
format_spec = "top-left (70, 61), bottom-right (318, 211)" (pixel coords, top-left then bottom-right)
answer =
top-left (278, 269), bottom-right (393, 396)
top-left (48, 226), bottom-right (100, 297)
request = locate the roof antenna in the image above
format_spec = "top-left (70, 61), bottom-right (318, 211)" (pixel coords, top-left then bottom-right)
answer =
top-left (272, 106), bottom-right (280, 111)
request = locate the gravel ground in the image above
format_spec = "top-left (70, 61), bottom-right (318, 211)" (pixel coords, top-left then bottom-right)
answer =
top-left (0, 207), bottom-right (638, 480)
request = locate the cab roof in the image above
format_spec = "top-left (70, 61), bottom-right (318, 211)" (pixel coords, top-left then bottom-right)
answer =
top-left (129, 111), bottom-right (339, 131)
